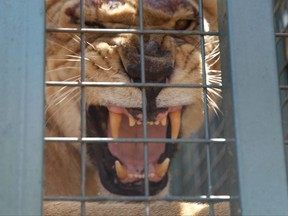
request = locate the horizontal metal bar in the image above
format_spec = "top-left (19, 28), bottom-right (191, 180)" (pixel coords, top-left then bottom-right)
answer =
top-left (45, 137), bottom-right (227, 144)
top-left (275, 33), bottom-right (288, 37)
top-left (44, 195), bottom-right (231, 202)
top-left (280, 85), bottom-right (288, 90)
top-left (46, 27), bottom-right (219, 36)
top-left (45, 81), bottom-right (222, 88)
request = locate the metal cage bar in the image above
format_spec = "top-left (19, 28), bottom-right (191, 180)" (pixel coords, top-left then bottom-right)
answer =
top-left (0, 1), bottom-right (45, 215)
top-left (218, 0), bottom-right (288, 215)
top-left (79, 1), bottom-right (87, 215)
top-left (44, 0), bottom-right (228, 212)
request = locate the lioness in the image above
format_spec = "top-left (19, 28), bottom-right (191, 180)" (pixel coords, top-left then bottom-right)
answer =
top-left (44, 0), bottom-right (229, 215)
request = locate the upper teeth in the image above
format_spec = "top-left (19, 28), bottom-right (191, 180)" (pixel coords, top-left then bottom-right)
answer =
top-left (109, 110), bottom-right (181, 139)
top-left (160, 117), bottom-right (167, 126)
top-left (128, 116), bottom-right (136, 127)
top-left (128, 116), bottom-right (167, 127)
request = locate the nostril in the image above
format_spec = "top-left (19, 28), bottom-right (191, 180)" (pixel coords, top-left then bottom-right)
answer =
top-left (145, 40), bottom-right (159, 56)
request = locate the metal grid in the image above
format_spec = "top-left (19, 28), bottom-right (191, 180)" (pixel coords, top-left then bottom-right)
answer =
top-left (1, 0), bottom-right (288, 216)
top-left (44, 0), bottom-right (228, 215)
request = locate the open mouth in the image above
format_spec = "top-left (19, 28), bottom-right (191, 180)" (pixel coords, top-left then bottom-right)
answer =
top-left (86, 105), bottom-right (181, 195)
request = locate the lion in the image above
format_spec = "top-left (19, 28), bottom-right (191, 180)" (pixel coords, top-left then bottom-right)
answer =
top-left (44, 0), bottom-right (230, 215)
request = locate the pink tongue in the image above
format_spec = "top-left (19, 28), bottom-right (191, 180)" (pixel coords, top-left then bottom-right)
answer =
top-left (107, 115), bottom-right (167, 181)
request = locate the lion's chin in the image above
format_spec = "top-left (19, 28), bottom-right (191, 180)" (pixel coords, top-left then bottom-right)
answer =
top-left (98, 160), bottom-right (169, 196)
top-left (86, 105), bottom-right (179, 196)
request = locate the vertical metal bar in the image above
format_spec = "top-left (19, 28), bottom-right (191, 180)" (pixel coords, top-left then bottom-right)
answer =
top-left (199, 0), bottom-right (214, 215)
top-left (0, 0), bottom-right (45, 215)
top-left (138, 0), bottom-right (150, 215)
top-left (218, 0), bottom-right (288, 215)
top-left (80, 0), bottom-right (87, 215)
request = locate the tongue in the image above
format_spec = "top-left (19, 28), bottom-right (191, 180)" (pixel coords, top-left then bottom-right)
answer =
top-left (107, 115), bottom-right (167, 182)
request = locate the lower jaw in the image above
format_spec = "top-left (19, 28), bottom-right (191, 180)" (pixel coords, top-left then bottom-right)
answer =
top-left (98, 161), bottom-right (169, 196)
top-left (86, 140), bottom-right (177, 195)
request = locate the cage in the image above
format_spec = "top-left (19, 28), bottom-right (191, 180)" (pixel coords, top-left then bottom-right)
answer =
top-left (1, 0), bottom-right (288, 216)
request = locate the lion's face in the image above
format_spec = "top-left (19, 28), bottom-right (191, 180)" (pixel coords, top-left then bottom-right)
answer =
top-left (46, 0), bottom-right (220, 196)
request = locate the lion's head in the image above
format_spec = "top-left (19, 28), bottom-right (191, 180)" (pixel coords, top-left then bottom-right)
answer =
top-left (45, 0), bottom-right (220, 196)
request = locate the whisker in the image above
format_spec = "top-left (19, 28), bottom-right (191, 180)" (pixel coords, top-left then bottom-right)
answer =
top-left (46, 66), bottom-right (81, 73)
top-left (46, 39), bottom-right (79, 55)
top-left (46, 86), bottom-right (78, 110)
top-left (47, 59), bottom-right (82, 62)
top-left (87, 41), bottom-right (97, 50)
top-left (46, 75), bottom-right (80, 104)
top-left (95, 64), bottom-right (112, 71)
top-left (66, 55), bottom-right (90, 61)
top-left (46, 91), bottom-right (81, 125)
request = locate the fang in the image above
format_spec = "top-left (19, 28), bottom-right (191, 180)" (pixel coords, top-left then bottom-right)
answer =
top-left (115, 160), bottom-right (127, 180)
top-left (109, 111), bottom-right (122, 138)
top-left (169, 111), bottom-right (181, 139)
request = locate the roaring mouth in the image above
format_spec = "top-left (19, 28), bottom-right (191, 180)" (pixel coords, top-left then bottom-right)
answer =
top-left (86, 104), bottom-right (181, 195)
top-left (85, 36), bottom-right (182, 196)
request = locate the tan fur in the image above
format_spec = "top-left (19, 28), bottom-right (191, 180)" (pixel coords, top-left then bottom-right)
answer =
top-left (44, 201), bottom-right (230, 216)
top-left (44, 0), bottom-right (229, 215)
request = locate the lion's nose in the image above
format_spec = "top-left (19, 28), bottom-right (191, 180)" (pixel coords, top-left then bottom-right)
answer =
top-left (119, 40), bottom-right (174, 115)
top-left (119, 40), bottom-right (174, 83)
top-left (144, 40), bottom-right (159, 56)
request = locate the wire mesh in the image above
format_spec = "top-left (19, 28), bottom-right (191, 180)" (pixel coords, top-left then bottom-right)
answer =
top-left (44, 0), bottom-right (229, 215)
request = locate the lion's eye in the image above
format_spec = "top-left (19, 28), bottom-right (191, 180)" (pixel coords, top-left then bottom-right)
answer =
top-left (175, 19), bottom-right (196, 30)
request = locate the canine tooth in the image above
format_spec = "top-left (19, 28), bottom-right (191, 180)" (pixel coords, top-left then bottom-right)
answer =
top-left (160, 117), bottom-right (167, 126)
top-left (109, 112), bottom-right (122, 138)
top-left (169, 110), bottom-right (181, 139)
top-left (115, 160), bottom-right (127, 180)
top-left (154, 121), bottom-right (160, 125)
top-left (155, 158), bottom-right (170, 178)
top-left (147, 121), bottom-right (154, 125)
top-left (128, 116), bottom-right (136, 127)
top-left (149, 173), bottom-right (155, 178)
top-left (133, 174), bottom-right (139, 179)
